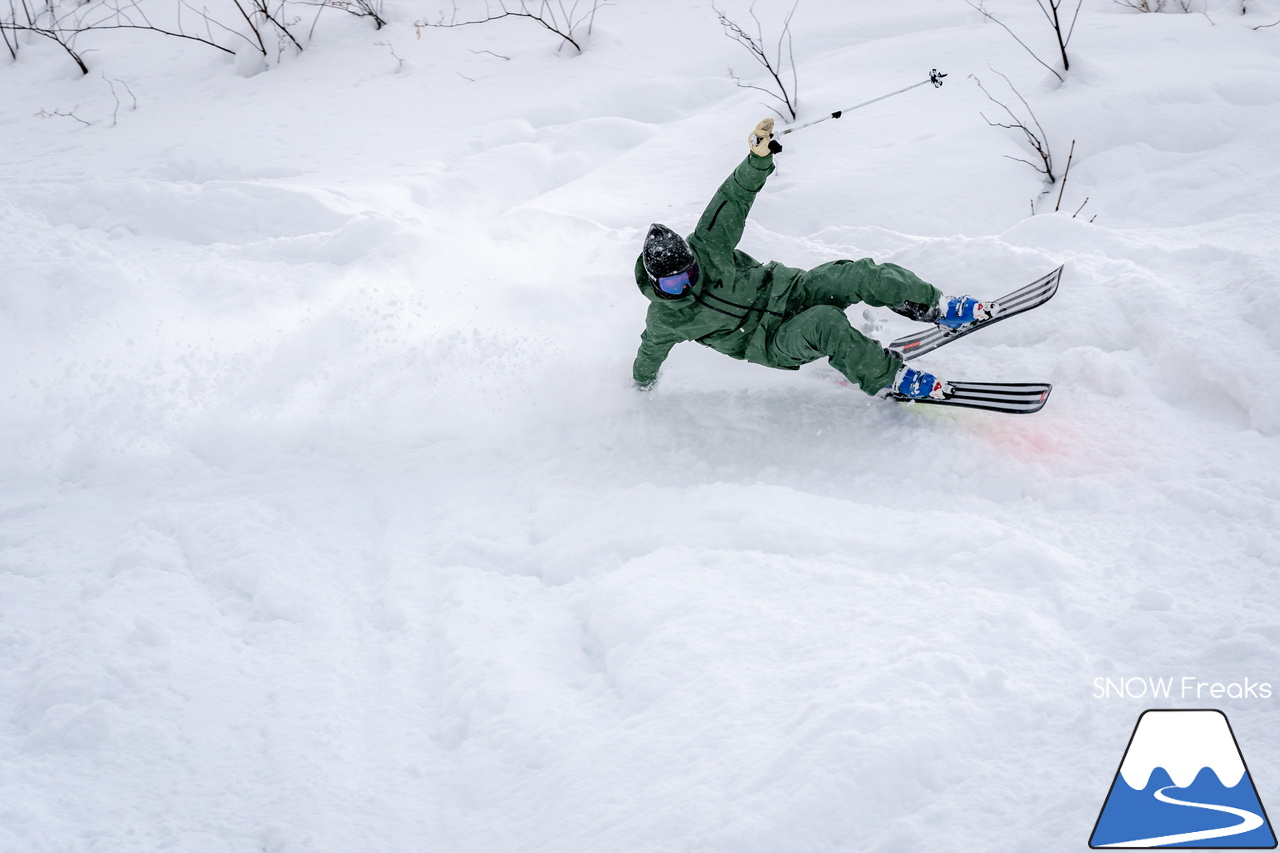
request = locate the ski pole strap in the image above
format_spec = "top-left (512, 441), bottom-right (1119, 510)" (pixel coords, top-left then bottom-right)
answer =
top-left (776, 69), bottom-right (947, 136)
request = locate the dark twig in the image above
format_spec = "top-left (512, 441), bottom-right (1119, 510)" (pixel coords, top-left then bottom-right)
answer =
top-left (965, 0), bottom-right (1078, 82)
top-left (180, 1), bottom-right (257, 52)
top-left (1, 0), bottom-right (249, 75)
top-left (306, 0), bottom-right (325, 40)
top-left (226, 0), bottom-right (303, 56)
top-left (229, 0), bottom-right (267, 54)
top-left (1054, 138), bottom-right (1075, 211)
top-left (298, 0), bottom-right (385, 31)
top-left (256, 0), bottom-right (303, 53)
top-left (103, 73), bottom-right (136, 125)
top-left (715, 0), bottom-right (800, 120)
top-left (375, 39), bottom-right (403, 69)
top-left (37, 106), bottom-right (90, 125)
top-left (1032, 0), bottom-right (1081, 71)
top-left (1, 0), bottom-right (91, 72)
top-left (972, 70), bottom-right (1056, 187)
top-left (7, 21), bottom-right (235, 54)
top-left (1, 1), bottom-right (18, 60)
top-left (418, 0), bottom-right (607, 53)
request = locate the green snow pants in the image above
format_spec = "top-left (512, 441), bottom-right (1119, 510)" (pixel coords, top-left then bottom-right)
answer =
top-left (768, 259), bottom-right (942, 395)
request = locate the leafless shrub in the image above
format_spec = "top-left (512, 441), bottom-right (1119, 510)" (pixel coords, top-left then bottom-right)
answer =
top-left (36, 105), bottom-right (90, 125)
top-left (1, 1), bottom-right (18, 60)
top-left (1052, 137), bottom-right (1093, 220)
top-left (374, 39), bottom-right (404, 69)
top-left (1114, 0), bottom-right (1200, 11)
top-left (306, 0), bottom-right (385, 29)
top-left (0, 0), bottom-right (354, 75)
top-left (2, 0), bottom-right (264, 74)
top-left (1115, 0), bottom-right (1217, 24)
top-left (972, 70), bottom-right (1056, 186)
top-left (3, 0), bottom-right (100, 73)
top-left (965, 0), bottom-right (1081, 83)
top-left (417, 0), bottom-right (606, 53)
top-left (103, 73), bottom-right (137, 124)
top-left (714, 0), bottom-right (799, 120)
top-left (231, 0), bottom-right (304, 57)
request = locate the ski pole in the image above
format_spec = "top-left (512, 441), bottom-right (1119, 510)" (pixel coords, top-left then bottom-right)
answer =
top-left (776, 69), bottom-right (948, 136)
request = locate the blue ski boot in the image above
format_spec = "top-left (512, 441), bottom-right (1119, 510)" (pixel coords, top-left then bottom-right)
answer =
top-left (936, 295), bottom-right (991, 329)
top-left (887, 365), bottom-right (950, 400)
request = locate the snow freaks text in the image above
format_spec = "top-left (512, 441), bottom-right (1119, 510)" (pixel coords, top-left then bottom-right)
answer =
top-left (1093, 677), bottom-right (1273, 701)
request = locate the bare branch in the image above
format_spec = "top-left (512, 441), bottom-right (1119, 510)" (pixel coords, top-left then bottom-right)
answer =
top-left (1054, 138), bottom-right (1075, 211)
top-left (252, 0), bottom-right (303, 53)
top-left (1065, 0), bottom-right (1084, 43)
top-left (8, 21), bottom-right (236, 54)
top-left (103, 73), bottom-right (136, 125)
top-left (972, 71), bottom-right (1056, 188)
top-left (417, 0), bottom-right (608, 53)
top-left (181, 1), bottom-right (257, 52)
top-left (714, 0), bottom-right (800, 120)
top-left (36, 105), bottom-right (90, 125)
top-left (965, 0), bottom-right (1064, 82)
top-left (1, 21), bottom-right (89, 71)
top-left (298, 0), bottom-right (385, 29)
top-left (230, 0), bottom-right (267, 54)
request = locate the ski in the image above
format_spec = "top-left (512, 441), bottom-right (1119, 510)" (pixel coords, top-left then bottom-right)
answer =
top-left (888, 381), bottom-right (1053, 414)
top-left (888, 266), bottom-right (1063, 361)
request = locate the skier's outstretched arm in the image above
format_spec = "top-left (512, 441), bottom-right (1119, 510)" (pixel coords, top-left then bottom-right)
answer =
top-left (632, 308), bottom-right (686, 389)
top-left (687, 119), bottom-right (778, 262)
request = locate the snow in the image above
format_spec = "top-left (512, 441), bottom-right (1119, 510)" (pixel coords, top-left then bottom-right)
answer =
top-left (2, 0), bottom-right (1280, 850)
top-left (1119, 710), bottom-right (1246, 789)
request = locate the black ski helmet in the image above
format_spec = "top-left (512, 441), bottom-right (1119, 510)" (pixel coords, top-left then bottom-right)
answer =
top-left (642, 223), bottom-right (695, 284)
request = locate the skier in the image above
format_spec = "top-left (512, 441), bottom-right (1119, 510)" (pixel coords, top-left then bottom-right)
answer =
top-left (632, 118), bottom-right (990, 400)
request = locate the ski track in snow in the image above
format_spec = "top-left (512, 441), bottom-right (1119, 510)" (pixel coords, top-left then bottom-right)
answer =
top-left (1101, 786), bottom-right (1265, 848)
top-left (2, 1), bottom-right (1280, 851)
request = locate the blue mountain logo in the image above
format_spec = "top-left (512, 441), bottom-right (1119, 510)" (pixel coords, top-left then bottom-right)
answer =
top-left (1091, 709), bottom-right (1276, 848)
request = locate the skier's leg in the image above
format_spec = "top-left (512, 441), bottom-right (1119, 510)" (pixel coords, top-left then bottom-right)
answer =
top-left (790, 258), bottom-right (941, 312)
top-left (769, 305), bottom-right (900, 395)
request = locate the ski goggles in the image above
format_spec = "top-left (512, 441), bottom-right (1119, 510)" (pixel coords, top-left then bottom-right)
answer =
top-left (654, 261), bottom-right (698, 297)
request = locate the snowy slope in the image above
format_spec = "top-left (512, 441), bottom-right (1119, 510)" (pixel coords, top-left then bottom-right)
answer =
top-left (2, 0), bottom-right (1280, 850)
top-left (1118, 710), bottom-right (1247, 789)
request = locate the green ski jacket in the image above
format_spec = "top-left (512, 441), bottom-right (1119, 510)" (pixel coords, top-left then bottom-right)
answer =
top-left (632, 151), bottom-right (805, 388)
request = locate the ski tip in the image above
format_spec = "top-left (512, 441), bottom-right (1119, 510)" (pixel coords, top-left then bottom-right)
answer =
top-left (1018, 385), bottom-right (1052, 414)
top-left (1005, 383), bottom-right (1052, 413)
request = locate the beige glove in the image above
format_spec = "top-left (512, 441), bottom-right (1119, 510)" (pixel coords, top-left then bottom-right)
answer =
top-left (748, 118), bottom-right (775, 157)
